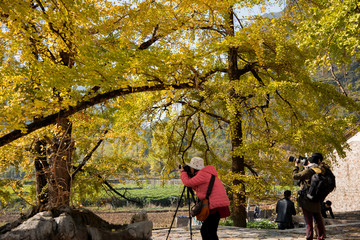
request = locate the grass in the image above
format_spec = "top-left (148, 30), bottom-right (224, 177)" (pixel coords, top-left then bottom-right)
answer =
top-left (116, 184), bottom-right (183, 200)
top-left (220, 219), bottom-right (277, 229)
top-left (95, 183), bottom-right (184, 208)
top-left (247, 219), bottom-right (277, 229)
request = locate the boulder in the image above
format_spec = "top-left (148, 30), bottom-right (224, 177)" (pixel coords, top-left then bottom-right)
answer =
top-left (0, 211), bottom-right (57, 240)
top-left (0, 207), bottom-right (152, 240)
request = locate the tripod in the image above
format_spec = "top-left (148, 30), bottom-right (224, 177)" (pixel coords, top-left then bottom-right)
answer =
top-left (166, 185), bottom-right (197, 240)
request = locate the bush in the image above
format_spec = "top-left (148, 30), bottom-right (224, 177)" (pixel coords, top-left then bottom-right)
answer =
top-left (220, 219), bottom-right (277, 229)
top-left (219, 219), bottom-right (233, 226)
top-left (247, 219), bottom-right (277, 229)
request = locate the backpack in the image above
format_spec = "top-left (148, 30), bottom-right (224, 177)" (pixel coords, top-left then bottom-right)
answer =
top-left (306, 167), bottom-right (336, 202)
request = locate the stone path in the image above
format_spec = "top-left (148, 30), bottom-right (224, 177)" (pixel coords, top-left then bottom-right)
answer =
top-left (152, 222), bottom-right (360, 240)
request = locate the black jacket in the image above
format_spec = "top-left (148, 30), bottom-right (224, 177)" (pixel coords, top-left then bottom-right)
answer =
top-left (275, 197), bottom-right (296, 224)
top-left (321, 202), bottom-right (335, 218)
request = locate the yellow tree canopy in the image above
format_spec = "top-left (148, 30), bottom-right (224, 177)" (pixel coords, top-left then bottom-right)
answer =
top-left (0, 0), bottom-right (359, 213)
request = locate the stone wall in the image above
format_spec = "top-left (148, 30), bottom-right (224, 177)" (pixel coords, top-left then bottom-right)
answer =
top-left (327, 133), bottom-right (360, 212)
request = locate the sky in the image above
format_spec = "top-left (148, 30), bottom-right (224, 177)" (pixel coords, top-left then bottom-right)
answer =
top-left (239, 0), bottom-right (285, 18)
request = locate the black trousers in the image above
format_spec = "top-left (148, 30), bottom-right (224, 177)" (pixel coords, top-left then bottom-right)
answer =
top-left (277, 222), bottom-right (294, 230)
top-left (200, 211), bottom-right (220, 240)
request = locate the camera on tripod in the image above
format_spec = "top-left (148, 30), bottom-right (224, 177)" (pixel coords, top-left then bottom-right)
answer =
top-left (289, 155), bottom-right (309, 165)
top-left (179, 165), bottom-right (194, 177)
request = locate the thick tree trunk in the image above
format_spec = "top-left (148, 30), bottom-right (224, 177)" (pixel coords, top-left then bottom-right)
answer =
top-left (34, 139), bottom-right (49, 209)
top-left (229, 109), bottom-right (247, 227)
top-left (47, 118), bottom-right (73, 208)
top-left (227, 7), bottom-right (248, 227)
top-left (231, 118), bottom-right (247, 227)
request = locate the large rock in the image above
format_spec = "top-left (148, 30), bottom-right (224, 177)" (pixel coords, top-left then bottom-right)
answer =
top-left (55, 212), bottom-right (88, 240)
top-left (0, 207), bottom-right (152, 240)
top-left (0, 211), bottom-right (57, 240)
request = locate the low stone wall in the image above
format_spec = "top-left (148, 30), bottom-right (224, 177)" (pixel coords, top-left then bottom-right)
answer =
top-left (328, 139), bottom-right (360, 212)
top-left (247, 209), bottom-right (275, 222)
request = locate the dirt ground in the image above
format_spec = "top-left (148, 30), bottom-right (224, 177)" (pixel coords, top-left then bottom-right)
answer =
top-left (96, 209), bottom-right (190, 229)
top-left (0, 211), bottom-right (19, 226)
top-left (1, 209), bottom-right (360, 230)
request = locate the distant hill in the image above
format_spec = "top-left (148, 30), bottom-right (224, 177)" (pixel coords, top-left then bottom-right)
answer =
top-left (313, 61), bottom-right (360, 100)
top-left (262, 11), bottom-right (283, 18)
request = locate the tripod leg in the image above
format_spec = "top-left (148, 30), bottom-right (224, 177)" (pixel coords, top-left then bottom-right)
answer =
top-left (187, 187), bottom-right (193, 240)
top-left (166, 185), bottom-right (186, 240)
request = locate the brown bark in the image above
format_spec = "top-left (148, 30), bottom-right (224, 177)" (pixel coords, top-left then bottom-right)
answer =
top-left (47, 118), bottom-right (73, 208)
top-left (230, 116), bottom-right (247, 227)
top-left (34, 139), bottom-right (49, 208)
top-left (227, 7), bottom-right (247, 227)
top-left (229, 105), bottom-right (247, 227)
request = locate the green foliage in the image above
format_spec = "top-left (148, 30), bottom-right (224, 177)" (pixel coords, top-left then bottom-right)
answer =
top-left (219, 219), bottom-right (234, 226)
top-left (220, 219), bottom-right (277, 229)
top-left (247, 219), bottom-right (277, 229)
top-left (0, 179), bottom-right (35, 210)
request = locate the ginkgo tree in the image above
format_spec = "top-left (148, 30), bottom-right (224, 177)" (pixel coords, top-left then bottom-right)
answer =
top-left (107, 0), bottom-right (360, 226)
top-left (0, 0), bottom-right (359, 229)
top-left (0, 0), bottom-right (198, 212)
top-left (125, 2), bottom-right (360, 226)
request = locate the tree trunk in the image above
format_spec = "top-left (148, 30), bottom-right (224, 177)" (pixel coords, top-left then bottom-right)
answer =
top-left (231, 119), bottom-right (247, 227)
top-left (227, 7), bottom-right (247, 227)
top-left (47, 118), bottom-right (73, 208)
top-left (34, 139), bottom-right (49, 209)
top-left (229, 109), bottom-right (247, 227)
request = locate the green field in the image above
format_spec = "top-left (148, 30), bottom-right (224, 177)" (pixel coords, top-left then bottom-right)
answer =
top-left (94, 183), bottom-right (185, 208)
top-left (0, 182), bottom-right (186, 211)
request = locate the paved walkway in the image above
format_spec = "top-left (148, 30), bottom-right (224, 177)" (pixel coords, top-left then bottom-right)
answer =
top-left (152, 222), bottom-right (360, 240)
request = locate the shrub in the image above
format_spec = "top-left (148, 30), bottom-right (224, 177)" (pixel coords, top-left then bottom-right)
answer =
top-left (220, 219), bottom-right (277, 229)
top-left (219, 219), bottom-right (233, 226)
top-left (247, 219), bottom-right (277, 229)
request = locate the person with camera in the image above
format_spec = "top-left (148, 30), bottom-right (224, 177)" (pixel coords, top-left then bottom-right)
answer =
top-left (275, 190), bottom-right (296, 230)
top-left (179, 157), bottom-right (230, 240)
top-left (292, 152), bottom-right (327, 240)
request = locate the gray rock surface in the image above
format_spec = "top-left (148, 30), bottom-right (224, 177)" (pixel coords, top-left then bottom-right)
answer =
top-left (0, 208), bottom-right (152, 240)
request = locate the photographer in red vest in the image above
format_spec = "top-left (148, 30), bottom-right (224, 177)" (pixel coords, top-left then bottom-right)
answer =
top-left (179, 157), bottom-right (230, 240)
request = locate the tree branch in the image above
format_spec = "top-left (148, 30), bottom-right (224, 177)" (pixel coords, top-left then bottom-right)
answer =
top-left (72, 130), bottom-right (109, 179)
top-left (244, 163), bottom-right (258, 176)
top-left (178, 111), bottom-right (198, 157)
top-left (138, 25), bottom-right (161, 50)
top-left (275, 90), bottom-right (300, 123)
top-left (102, 179), bottom-right (140, 204)
top-left (234, 62), bottom-right (256, 80)
top-left (0, 82), bottom-right (195, 147)
top-left (198, 116), bottom-right (210, 162)
top-left (74, 167), bottom-right (140, 204)
top-left (178, 100), bottom-right (230, 124)
top-left (330, 64), bottom-right (348, 96)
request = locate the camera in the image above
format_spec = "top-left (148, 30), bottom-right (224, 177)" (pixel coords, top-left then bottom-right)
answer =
top-left (179, 165), bottom-right (194, 177)
top-left (289, 156), bottom-right (309, 165)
